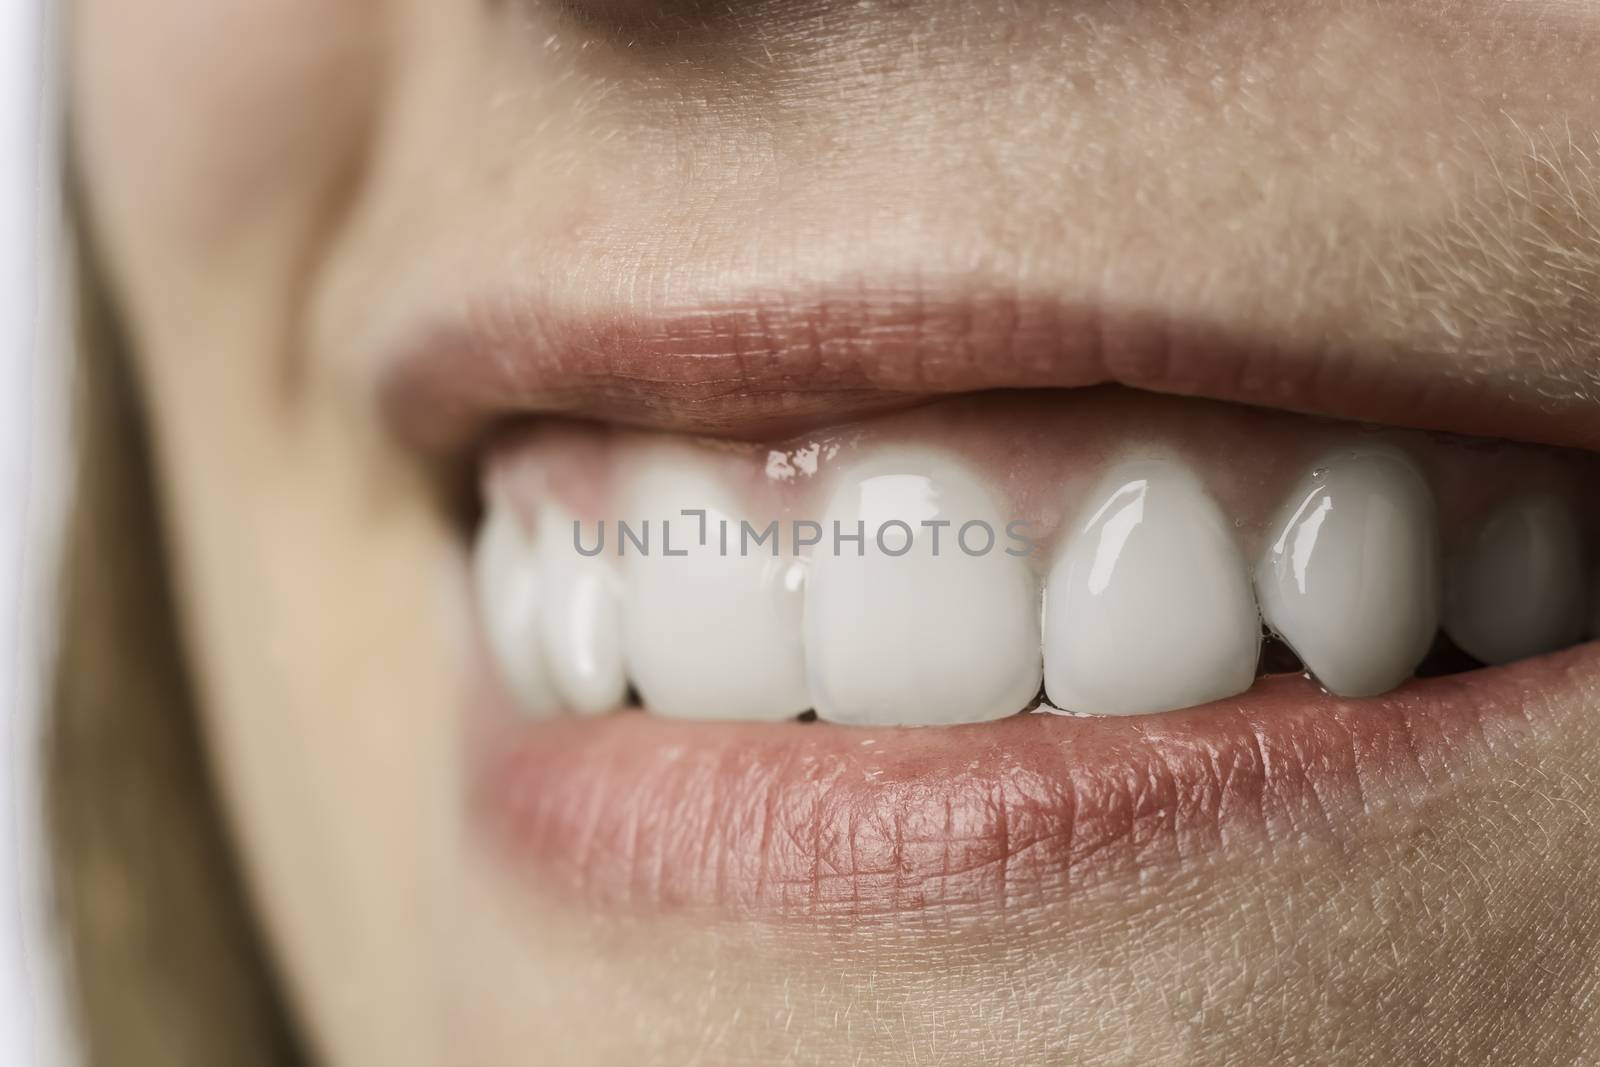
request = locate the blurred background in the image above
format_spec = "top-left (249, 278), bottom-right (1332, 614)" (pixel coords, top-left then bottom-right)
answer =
top-left (2, 0), bottom-right (70, 1063)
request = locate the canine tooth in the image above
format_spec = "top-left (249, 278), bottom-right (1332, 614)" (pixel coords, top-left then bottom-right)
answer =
top-left (1444, 494), bottom-right (1587, 665)
top-left (1043, 459), bottom-right (1259, 715)
top-left (540, 509), bottom-right (627, 715)
top-left (1256, 448), bottom-right (1439, 698)
top-left (803, 450), bottom-right (1041, 726)
top-left (472, 503), bottom-right (562, 717)
top-left (621, 455), bottom-right (811, 721)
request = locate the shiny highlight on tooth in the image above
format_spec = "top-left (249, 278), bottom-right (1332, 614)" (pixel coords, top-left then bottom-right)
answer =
top-left (1043, 459), bottom-right (1259, 716)
top-left (1256, 449), bottom-right (1440, 698)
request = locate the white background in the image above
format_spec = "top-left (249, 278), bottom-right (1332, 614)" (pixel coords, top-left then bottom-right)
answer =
top-left (3, 0), bottom-right (71, 1063)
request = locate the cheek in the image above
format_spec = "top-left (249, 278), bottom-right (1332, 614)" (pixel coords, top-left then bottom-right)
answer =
top-left (73, 0), bottom-right (380, 266)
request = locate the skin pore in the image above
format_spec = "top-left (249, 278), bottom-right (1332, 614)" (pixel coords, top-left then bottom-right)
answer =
top-left (72, 1), bottom-right (1600, 1064)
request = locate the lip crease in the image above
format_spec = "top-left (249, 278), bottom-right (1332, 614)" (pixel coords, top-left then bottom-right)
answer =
top-left (378, 286), bottom-right (1600, 454)
top-left (473, 646), bottom-right (1597, 920)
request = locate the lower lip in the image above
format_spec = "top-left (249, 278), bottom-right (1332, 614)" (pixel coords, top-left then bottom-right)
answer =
top-left (471, 646), bottom-right (1595, 919)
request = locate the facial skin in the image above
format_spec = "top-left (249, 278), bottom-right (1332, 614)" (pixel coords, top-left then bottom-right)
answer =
top-left (73, 2), bottom-right (1600, 1065)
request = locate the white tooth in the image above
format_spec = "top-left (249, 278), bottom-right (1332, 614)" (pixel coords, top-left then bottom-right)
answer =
top-left (1444, 494), bottom-right (1587, 665)
top-left (473, 502), bottom-right (562, 717)
top-left (621, 453), bottom-right (810, 721)
top-left (803, 450), bottom-right (1041, 726)
top-left (539, 507), bottom-right (627, 715)
top-left (1256, 448), bottom-right (1440, 698)
top-left (1043, 459), bottom-right (1259, 716)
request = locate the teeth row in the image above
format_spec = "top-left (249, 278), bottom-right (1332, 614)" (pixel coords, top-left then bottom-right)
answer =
top-left (474, 446), bottom-right (1596, 726)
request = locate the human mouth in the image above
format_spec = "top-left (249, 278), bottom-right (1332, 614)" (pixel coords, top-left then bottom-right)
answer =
top-left (379, 294), bottom-right (1600, 919)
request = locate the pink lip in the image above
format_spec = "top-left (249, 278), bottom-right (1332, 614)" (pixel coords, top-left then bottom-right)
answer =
top-left (379, 287), bottom-right (1600, 454)
top-left (472, 647), bottom-right (1596, 919)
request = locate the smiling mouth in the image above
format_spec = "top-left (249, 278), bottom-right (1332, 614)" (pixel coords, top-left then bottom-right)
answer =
top-left (378, 285), bottom-right (1600, 920)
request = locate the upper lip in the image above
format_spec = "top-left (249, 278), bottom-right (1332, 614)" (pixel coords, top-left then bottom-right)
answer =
top-left (377, 282), bottom-right (1600, 456)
